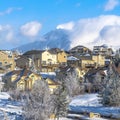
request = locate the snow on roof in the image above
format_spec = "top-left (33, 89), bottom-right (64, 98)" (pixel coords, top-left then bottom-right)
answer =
top-left (40, 72), bottom-right (56, 79)
top-left (105, 59), bottom-right (111, 61)
top-left (67, 56), bottom-right (79, 61)
top-left (2, 50), bottom-right (13, 56)
top-left (84, 54), bottom-right (91, 56)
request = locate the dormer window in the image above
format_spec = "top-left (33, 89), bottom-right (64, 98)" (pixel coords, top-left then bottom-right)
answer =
top-left (8, 55), bottom-right (12, 58)
top-left (31, 75), bottom-right (34, 78)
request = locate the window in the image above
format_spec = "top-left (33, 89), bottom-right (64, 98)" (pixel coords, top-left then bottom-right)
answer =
top-left (42, 61), bottom-right (46, 65)
top-left (31, 75), bottom-right (34, 78)
top-left (0, 62), bottom-right (2, 66)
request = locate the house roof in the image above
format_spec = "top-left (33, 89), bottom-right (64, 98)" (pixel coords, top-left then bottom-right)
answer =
top-left (16, 55), bottom-right (30, 61)
top-left (73, 54), bottom-right (92, 60)
top-left (40, 72), bottom-right (56, 80)
top-left (48, 48), bottom-right (64, 54)
top-left (69, 45), bottom-right (92, 54)
top-left (67, 56), bottom-right (79, 61)
top-left (14, 69), bottom-right (26, 83)
top-left (0, 50), bottom-right (13, 56)
top-left (4, 69), bottom-right (33, 83)
top-left (23, 50), bottom-right (44, 55)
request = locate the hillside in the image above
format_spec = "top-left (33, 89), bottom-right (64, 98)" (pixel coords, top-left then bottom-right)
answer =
top-left (13, 29), bottom-right (70, 53)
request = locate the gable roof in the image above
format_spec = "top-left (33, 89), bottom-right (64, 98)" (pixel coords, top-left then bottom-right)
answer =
top-left (48, 48), bottom-right (65, 54)
top-left (4, 69), bottom-right (33, 83)
top-left (72, 54), bottom-right (92, 60)
top-left (23, 50), bottom-right (44, 55)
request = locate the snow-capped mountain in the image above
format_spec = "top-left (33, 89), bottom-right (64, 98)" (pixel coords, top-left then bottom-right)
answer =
top-left (13, 29), bottom-right (71, 53)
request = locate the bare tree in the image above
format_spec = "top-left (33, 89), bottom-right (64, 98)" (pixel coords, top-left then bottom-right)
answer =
top-left (8, 88), bottom-right (22, 101)
top-left (65, 71), bottom-right (84, 97)
top-left (23, 79), bottom-right (53, 120)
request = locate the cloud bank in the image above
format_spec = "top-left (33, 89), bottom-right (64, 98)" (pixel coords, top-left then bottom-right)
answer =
top-left (57, 15), bottom-right (120, 49)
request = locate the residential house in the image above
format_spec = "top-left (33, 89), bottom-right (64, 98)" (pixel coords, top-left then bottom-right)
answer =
top-left (57, 51), bottom-right (67, 65)
top-left (16, 55), bottom-right (33, 69)
top-left (41, 50), bottom-right (58, 72)
top-left (48, 48), bottom-right (67, 64)
top-left (42, 50), bottom-right (57, 65)
top-left (0, 50), bottom-right (16, 72)
top-left (22, 48), bottom-right (67, 72)
top-left (23, 50), bottom-right (43, 71)
top-left (44, 78), bottom-right (59, 93)
top-left (69, 45), bottom-right (92, 55)
top-left (67, 54), bottom-right (96, 69)
top-left (79, 55), bottom-right (95, 69)
top-left (3, 68), bottom-right (59, 93)
top-left (67, 56), bottom-right (80, 67)
top-left (93, 44), bottom-right (114, 57)
top-left (3, 69), bottom-right (42, 91)
top-left (56, 65), bottom-right (85, 83)
top-left (41, 48), bottom-right (67, 72)
top-left (92, 54), bottom-right (105, 67)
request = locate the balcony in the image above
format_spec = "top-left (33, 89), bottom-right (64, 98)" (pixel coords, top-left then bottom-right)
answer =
top-left (42, 63), bottom-right (59, 67)
top-left (85, 64), bottom-right (95, 68)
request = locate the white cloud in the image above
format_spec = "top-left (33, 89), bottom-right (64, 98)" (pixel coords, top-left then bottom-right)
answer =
top-left (20, 21), bottom-right (42, 37)
top-left (56, 22), bottom-right (74, 30)
top-left (0, 7), bottom-right (22, 16)
top-left (56, 15), bottom-right (120, 49)
top-left (6, 31), bottom-right (14, 41)
top-left (104, 0), bottom-right (119, 11)
top-left (0, 24), bottom-right (15, 44)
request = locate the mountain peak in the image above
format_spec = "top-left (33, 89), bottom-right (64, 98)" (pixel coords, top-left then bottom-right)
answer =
top-left (12, 29), bottom-right (71, 53)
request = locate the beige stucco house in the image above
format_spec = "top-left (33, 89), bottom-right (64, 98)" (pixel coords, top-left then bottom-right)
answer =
top-left (0, 50), bottom-right (16, 72)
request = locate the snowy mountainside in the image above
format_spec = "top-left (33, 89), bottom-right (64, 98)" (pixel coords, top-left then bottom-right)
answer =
top-left (13, 29), bottom-right (70, 53)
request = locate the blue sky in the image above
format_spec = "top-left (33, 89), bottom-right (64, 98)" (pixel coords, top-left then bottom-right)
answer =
top-left (0, 0), bottom-right (120, 49)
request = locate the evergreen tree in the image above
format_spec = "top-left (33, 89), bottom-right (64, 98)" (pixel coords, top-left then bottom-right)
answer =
top-left (53, 79), bottom-right (69, 120)
top-left (99, 60), bottom-right (120, 106)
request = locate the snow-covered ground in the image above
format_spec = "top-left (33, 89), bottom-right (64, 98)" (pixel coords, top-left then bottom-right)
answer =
top-left (0, 92), bottom-right (119, 120)
top-left (0, 92), bottom-right (22, 120)
top-left (69, 93), bottom-right (120, 119)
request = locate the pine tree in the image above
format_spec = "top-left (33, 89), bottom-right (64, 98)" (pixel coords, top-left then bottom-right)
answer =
top-left (99, 62), bottom-right (120, 106)
top-left (53, 79), bottom-right (69, 120)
